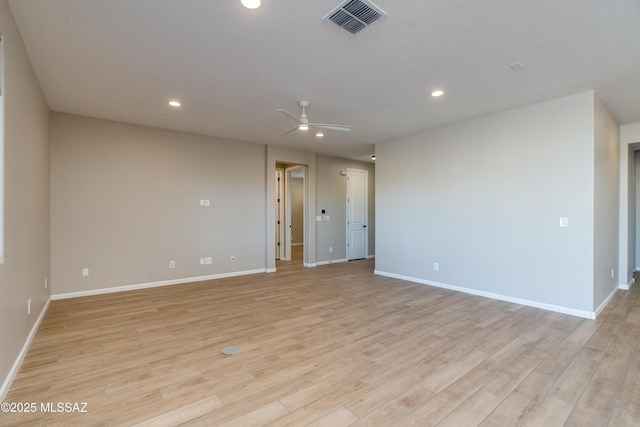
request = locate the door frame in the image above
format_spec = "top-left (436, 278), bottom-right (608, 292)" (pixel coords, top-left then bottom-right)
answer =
top-left (267, 147), bottom-right (317, 272)
top-left (285, 165), bottom-right (305, 262)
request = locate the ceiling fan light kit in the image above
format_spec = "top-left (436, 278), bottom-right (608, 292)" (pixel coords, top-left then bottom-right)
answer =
top-left (240, 0), bottom-right (262, 10)
top-left (276, 100), bottom-right (351, 137)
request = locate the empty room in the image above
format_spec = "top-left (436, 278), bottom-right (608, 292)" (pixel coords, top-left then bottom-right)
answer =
top-left (2, 0), bottom-right (640, 426)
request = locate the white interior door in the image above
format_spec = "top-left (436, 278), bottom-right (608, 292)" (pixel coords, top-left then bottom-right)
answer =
top-left (347, 169), bottom-right (368, 260)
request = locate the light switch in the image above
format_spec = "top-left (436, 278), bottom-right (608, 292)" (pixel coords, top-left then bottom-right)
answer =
top-left (560, 217), bottom-right (569, 228)
top-left (325, 215), bottom-right (330, 221)
top-left (316, 216), bottom-right (322, 221)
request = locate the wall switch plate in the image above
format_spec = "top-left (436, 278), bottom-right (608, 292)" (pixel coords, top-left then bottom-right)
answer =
top-left (329, 247), bottom-right (333, 253)
top-left (45, 278), bottom-right (48, 289)
top-left (559, 217), bottom-right (569, 228)
top-left (611, 268), bottom-right (615, 278)
top-left (325, 215), bottom-right (330, 221)
top-left (82, 268), bottom-right (89, 277)
top-left (433, 263), bottom-right (439, 271)
top-left (28, 299), bottom-right (31, 315)
top-left (230, 256), bottom-right (235, 262)
top-left (205, 257), bottom-right (212, 265)
top-left (316, 216), bottom-right (322, 221)
top-left (169, 260), bottom-right (175, 268)
top-left (200, 258), bottom-right (205, 265)
top-left (204, 199), bottom-right (210, 207)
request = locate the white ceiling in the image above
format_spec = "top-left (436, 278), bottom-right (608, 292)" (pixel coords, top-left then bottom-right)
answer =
top-left (8, 0), bottom-right (640, 161)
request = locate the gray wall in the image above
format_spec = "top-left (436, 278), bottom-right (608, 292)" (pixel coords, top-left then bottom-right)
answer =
top-left (376, 92), bottom-right (602, 315)
top-left (0, 0), bottom-right (51, 397)
top-left (635, 151), bottom-right (640, 270)
top-left (316, 154), bottom-right (375, 263)
top-left (49, 119), bottom-right (378, 293)
top-left (50, 113), bottom-right (267, 295)
top-left (620, 124), bottom-right (640, 289)
top-left (593, 95), bottom-right (620, 310)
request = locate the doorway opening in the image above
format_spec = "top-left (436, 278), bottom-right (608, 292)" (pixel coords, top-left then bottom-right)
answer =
top-left (276, 162), bottom-right (305, 266)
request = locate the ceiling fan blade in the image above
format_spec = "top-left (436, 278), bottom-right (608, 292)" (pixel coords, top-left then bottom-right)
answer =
top-left (276, 109), bottom-right (301, 124)
top-left (278, 124), bottom-right (300, 136)
top-left (311, 124), bottom-right (352, 132)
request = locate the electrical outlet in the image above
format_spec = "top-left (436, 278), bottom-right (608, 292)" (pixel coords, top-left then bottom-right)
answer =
top-left (169, 260), bottom-right (175, 268)
top-left (200, 258), bottom-right (205, 265)
top-left (82, 268), bottom-right (89, 277)
top-left (433, 262), bottom-right (439, 271)
top-left (329, 247), bottom-right (333, 253)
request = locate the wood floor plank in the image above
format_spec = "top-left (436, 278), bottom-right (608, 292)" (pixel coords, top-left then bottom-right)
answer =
top-left (350, 384), bottom-right (434, 426)
top-left (608, 400), bottom-right (640, 427)
top-left (548, 353), bottom-right (600, 404)
top-left (128, 395), bottom-right (223, 427)
top-left (307, 407), bottom-right (359, 427)
top-left (520, 395), bottom-right (574, 427)
top-left (436, 390), bottom-right (504, 427)
top-left (619, 350), bottom-right (640, 406)
top-left (413, 368), bottom-right (495, 424)
top-left (3, 252), bottom-right (640, 426)
top-left (482, 370), bottom-right (556, 426)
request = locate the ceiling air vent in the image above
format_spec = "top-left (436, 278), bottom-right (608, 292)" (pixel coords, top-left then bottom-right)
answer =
top-left (324, 0), bottom-right (387, 35)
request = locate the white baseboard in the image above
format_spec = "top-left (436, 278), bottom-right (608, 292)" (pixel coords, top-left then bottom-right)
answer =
top-left (316, 258), bottom-right (348, 266)
top-left (51, 269), bottom-right (267, 300)
top-left (594, 286), bottom-right (619, 318)
top-left (374, 270), bottom-right (596, 319)
top-left (1, 298), bottom-right (51, 401)
top-left (619, 277), bottom-right (635, 291)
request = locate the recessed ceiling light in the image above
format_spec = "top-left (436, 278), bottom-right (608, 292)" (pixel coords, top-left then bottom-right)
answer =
top-left (431, 90), bottom-right (444, 97)
top-left (240, 0), bottom-right (261, 9)
top-left (316, 132), bottom-right (324, 137)
top-left (168, 101), bottom-right (181, 107)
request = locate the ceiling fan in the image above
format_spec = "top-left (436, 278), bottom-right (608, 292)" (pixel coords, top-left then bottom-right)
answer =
top-left (276, 100), bottom-right (352, 136)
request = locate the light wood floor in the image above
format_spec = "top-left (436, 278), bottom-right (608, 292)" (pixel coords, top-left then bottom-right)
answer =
top-left (3, 258), bottom-right (640, 426)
